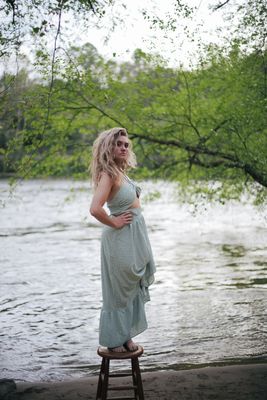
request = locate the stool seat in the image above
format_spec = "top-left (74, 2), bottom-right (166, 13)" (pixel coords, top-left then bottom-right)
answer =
top-left (97, 345), bottom-right (144, 359)
top-left (96, 344), bottom-right (145, 400)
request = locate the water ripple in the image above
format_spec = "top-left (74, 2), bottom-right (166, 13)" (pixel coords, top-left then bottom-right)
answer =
top-left (1, 179), bottom-right (267, 381)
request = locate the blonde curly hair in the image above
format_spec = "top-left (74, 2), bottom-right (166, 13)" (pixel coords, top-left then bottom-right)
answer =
top-left (90, 127), bottom-right (136, 187)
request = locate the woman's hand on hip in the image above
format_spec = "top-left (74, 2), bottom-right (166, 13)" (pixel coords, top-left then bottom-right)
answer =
top-left (112, 211), bottom-right (133, 228)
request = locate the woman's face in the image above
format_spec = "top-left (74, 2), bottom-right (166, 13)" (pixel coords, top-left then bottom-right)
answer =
top-left (113, 134), bottom-right (130, 164)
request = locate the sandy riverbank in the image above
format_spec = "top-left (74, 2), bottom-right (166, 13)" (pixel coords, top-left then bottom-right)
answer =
top-left (4, 363), bottom-right (265, 400)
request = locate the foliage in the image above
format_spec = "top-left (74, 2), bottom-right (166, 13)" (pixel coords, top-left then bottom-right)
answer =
top-left (1, 43), bottom-right (266, 190)
top-left (0, 0), bottom-right (112, 57)
top-left (213, 0), bottom-right (267, 50)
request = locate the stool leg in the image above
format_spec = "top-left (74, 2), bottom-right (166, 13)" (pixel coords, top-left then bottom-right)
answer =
top-left (131, 358), bottom-right (138, 399)
top-left (96, 357), bottom-right (110, 400)
top-left (101, 357), bottom-right (109, 400)
top-left (96, 358), bottom-right (105, 400)
top-left (131, 357), bottom-right (144, 400)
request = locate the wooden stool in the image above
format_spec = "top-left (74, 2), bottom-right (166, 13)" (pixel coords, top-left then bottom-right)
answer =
top-left (96, 345), bottom-right (144, 400)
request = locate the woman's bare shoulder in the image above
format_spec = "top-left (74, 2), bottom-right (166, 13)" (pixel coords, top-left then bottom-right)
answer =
top-left (98, 171), bottom-right (113, 184)
top-left (97, 172), bottom-right (118, 195)
top-left (99, 171), bottom-right (122, 186)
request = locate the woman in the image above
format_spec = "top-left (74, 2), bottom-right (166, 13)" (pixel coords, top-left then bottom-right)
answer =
top-left (90, 127), bottom-right (155, 352)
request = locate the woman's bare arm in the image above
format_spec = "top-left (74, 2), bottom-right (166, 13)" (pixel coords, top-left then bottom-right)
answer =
top-left (90, 173), bottom-right (132, 229)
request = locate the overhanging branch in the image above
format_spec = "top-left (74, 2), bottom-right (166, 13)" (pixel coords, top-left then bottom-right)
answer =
top-left (129, 131), bottom-right (267, 188)
top-left (129, 131), bottom-right (240, 164)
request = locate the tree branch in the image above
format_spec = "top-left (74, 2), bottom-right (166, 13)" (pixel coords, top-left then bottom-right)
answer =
top-left (244, 164), bottom-right (267, 188)
top-left (181, 70), bottom-right (202, 139)
top-left (129, 131), bottom-right (267, 188)
top-left (14, 0), bottom-right (64, 182)
top-left (190, 156), bottom-right (242, 170)
top-left (77, 92), bottom-right (125, 127)
top-left (129, 131), bottom-right (240, 164)
top-left (198, 119), bottom-right (229, 145)
top-left (213, 0), bottom-right (231, 11)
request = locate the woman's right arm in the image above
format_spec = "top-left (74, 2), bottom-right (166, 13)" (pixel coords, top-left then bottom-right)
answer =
top-left (89, 173), bottom-right (132, 229)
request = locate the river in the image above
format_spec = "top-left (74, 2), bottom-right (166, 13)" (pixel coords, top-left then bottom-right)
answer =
top-left (1, 179), bottom-right (266, 382)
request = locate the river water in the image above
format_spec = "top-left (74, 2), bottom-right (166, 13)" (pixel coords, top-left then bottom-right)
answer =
top-left (1, 179), bottom-right (267, 382)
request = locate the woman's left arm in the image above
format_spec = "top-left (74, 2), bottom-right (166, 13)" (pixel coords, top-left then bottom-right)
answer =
top-left (90, 173), bottom-right (132, 228)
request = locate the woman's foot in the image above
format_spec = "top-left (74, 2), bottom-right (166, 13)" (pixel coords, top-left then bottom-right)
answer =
top-left (124, 339), bottom-right (138, 352)
top-left (108, 346), bottom-right (127, 353)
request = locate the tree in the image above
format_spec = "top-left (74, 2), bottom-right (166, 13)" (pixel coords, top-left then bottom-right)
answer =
top-left (1, 0), bottom-right (266, 203)
top-left (102, 47), bottom-right (267, 193)
top-left (0, 0), bottom-right (112, 57)
top-left (212, 0), bottom-right (267, 51)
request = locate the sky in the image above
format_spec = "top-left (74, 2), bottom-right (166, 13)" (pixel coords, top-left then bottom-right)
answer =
top-left (1, 0), bottom-right (236, 74)
top-left (58, 0), bottom-right (231, 68)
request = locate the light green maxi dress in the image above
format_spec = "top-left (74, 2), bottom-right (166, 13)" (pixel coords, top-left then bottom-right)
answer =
top-left (99, 175), bottom-right (156, 347)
